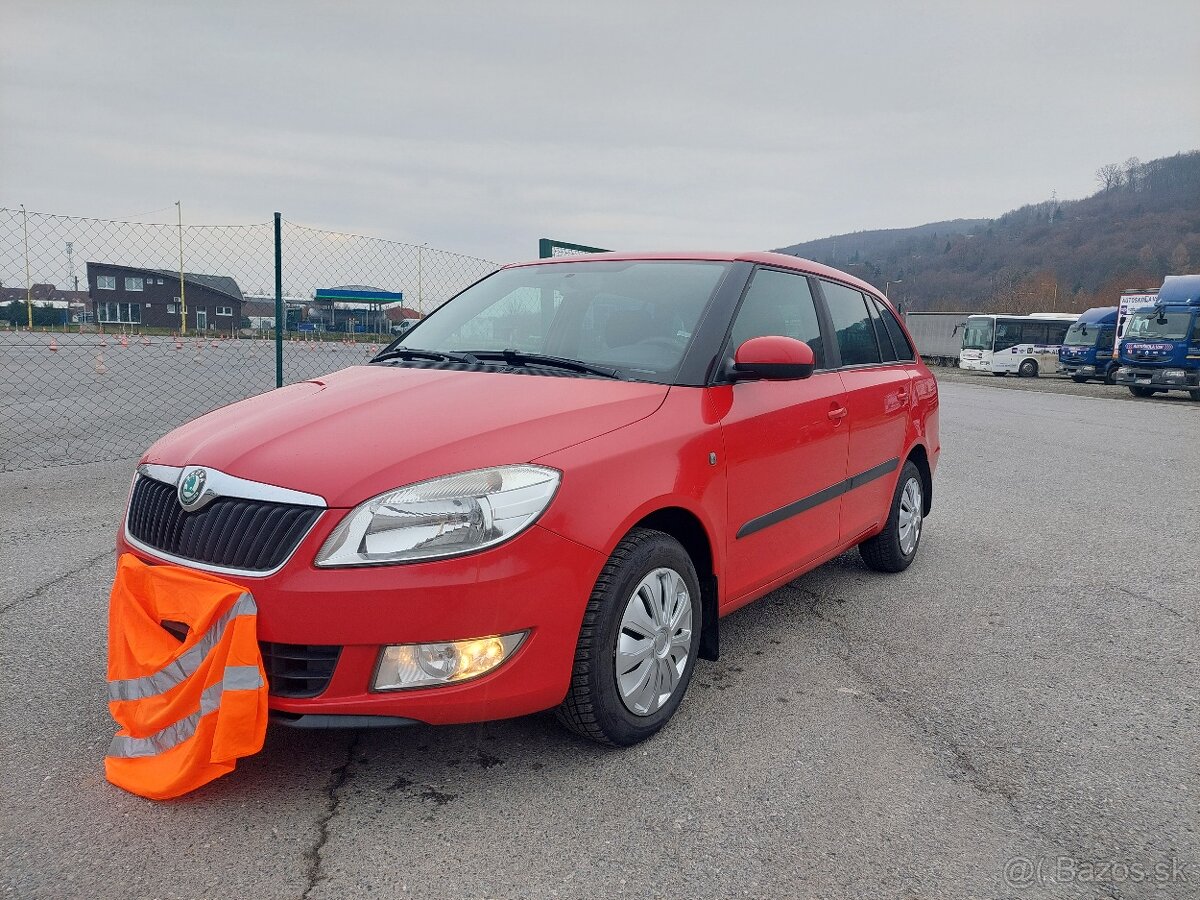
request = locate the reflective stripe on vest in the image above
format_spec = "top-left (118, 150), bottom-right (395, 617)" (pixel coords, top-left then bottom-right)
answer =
top-left (107, 594), bottom-right (257, 702)
top-left (108, 665), bottom-right (264, 759)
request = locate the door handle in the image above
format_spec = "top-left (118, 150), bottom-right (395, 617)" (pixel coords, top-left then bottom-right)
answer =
top-left (828, 403), bottom-right (848, 422)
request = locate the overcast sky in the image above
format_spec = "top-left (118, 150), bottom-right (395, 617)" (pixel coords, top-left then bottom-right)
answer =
top-left (3, 0), bottom-right (1198, 264)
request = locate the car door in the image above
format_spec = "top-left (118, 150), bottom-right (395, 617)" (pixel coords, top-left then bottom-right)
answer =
top-left (818, 281), bottom-right (913, 544)
top-left (719, 267), bottom-right (849, 603)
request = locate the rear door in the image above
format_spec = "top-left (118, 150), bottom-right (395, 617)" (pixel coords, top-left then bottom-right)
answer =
top-left (719, 267), bottom-right (849, 602)
top-left (818, 281), bottom-right (913, 544)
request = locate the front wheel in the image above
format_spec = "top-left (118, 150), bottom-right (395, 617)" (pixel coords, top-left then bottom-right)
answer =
top-left (1189, 389), bottom-right (1200, 402)
top-left (1071, 375), bottom-right (1089, 384)
top-left (557, 528), bottom-right (701, 746)
top-left (1129, 386), bottom-right (1156, 398)
top-left (1104, 365), bottom-right (1119, 385)
top-left (1018, 359), bottom-right (1039, 378)
top-left (859, 461), bottom-right (924, 573)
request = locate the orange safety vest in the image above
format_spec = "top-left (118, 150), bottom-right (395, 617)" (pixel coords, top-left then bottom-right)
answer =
top-left (105, 553), bottom-right (268, 800)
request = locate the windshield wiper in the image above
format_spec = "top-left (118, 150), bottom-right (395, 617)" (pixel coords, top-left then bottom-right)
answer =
top-left (462, 349), bottom-right (621, 379)
top-left (372, 347), bottom-right (480, 365)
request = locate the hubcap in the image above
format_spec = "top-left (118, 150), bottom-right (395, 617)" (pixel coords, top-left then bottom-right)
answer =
top-left (898, 477), bottom-right (923, 556)
top-left (615, 567), bottom-right (692, 717)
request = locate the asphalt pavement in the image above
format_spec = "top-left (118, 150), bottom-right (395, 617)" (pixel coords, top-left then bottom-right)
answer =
top-left (1, 377), bottom-right (1196, 900)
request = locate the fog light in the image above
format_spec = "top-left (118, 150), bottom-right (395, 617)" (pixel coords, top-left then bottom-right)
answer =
top-left (373, 632), bottom-right (527, 691)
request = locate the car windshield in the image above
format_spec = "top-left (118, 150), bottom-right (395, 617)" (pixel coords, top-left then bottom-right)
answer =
top-left (1063, 322), bottom-right (1097, 346)
top-left (384, 260), bottom-right (731, 383)
top-left (961, 318), bottom-right (993, 351)
top-left (1124, 311), bottom-right (1192, 341)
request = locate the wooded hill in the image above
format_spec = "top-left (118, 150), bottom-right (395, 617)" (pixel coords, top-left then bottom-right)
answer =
top-left (776, 151), bottom-right (1200, 314)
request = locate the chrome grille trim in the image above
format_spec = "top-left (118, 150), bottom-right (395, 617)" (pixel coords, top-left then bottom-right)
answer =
top-left (136, 464), bottom-right (327, 508)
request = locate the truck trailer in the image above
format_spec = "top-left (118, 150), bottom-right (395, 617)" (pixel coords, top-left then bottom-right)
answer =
top-left (902, 312), bottom-right (970, 366)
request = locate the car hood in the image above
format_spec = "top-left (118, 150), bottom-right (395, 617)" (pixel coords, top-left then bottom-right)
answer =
top-left (143, 364), bottom-right (669, 507)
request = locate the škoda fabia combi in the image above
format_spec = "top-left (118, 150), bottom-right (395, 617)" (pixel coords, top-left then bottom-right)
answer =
top-left (120, 252), bottom-right (939, 745)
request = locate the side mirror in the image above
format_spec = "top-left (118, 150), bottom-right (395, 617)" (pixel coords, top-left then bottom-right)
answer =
top-left (732, 336), bottom-right (815, 381)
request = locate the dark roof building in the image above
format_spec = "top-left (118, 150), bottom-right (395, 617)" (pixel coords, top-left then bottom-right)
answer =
top-left (87, 262), bottom-right (244, 332)
top-left (1, 283), bottom-right (90, 308)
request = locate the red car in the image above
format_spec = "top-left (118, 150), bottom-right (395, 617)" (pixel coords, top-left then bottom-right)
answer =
top-left (120, 252), bottom-right (939, 745)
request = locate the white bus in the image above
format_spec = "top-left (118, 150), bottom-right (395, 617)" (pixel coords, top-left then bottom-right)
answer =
top-left (959, 313), bottom-right (1077, 377)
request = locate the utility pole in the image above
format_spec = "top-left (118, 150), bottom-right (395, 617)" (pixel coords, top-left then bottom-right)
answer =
top-left (176, 201), bottom-right (187, 335)
top-left (21, 205), bottom-right (32, 329)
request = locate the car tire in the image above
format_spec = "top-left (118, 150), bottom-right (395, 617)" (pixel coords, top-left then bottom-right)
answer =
top-left (1129, 386), bottom-right (1155, 398)
top-left (859, 461), bottom-right (924, 574)
top-left (1104, 365), bottom-right (1118, 385)
top-left (1189, 389), bottom-right (1200, 402)
top-left (1071, 375), bottom-right (1089, 383)
top-left (992, 372), bottom-right (1008, 377)
top-left (557, 528), bottom-right (702, 746)
top-left (1018, 359), bottom-right (1038, 378)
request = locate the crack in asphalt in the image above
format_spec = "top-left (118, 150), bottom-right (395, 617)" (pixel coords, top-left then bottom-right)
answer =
top-left (796, 585), bottom-right (1033, 816)
top-left (0, 546), bottom-right (116, 618)
top-left (793, 586), bottom-right (1135, 900)
top-left (301, 732), bottom-right (361, 900)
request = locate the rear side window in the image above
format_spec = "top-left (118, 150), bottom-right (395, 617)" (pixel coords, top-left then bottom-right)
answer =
top-left (867, 300), bottom-right (897, 362)
top-left (729, 268), bottom-right (825, 368)
top-left (821, 281), bottom-right (881, 366)
top-left (875, 299), bottom-right (916, 361)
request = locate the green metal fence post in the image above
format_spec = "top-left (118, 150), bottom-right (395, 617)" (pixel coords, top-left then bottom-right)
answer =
top-left (274, 212), bottom-right (283, 388)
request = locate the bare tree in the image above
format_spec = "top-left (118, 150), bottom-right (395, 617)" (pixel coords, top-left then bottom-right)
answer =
top-left (1095, 163), bottom-right (1123, 192)
top-left (1123, 156), bottom-right (1143, 190)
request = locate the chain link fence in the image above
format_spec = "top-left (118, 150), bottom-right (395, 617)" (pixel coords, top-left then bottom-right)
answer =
top-left (0, 208), bottom-right (495, 473)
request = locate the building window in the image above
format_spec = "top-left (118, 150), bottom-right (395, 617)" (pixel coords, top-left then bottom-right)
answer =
top-left (216, 306), bottom-right (232, 316)
top-left (167, 303), bottom-right (177, 313)
top-left (157, 278), bottom-right (164, 284)
top-left (125, 277), bottom-right (143, 291)
top-left (97, 302), bottom-right (141, 324)
top-left (97, 275), bottom-right (116, 290)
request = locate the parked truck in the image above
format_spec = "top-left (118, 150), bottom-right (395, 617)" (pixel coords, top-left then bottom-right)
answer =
top-left (1113, 274), bottom-right (1200, 400)
top-left (1057, 307), bottom-right (1118, 383)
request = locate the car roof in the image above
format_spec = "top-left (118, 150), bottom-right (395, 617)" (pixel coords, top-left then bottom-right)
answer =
top-left (502, 251), bottom-right (887, 301)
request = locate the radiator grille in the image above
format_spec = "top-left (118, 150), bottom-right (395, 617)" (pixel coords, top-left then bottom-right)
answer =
top-left (260, 642), bottom-right (341, 698)
top-left (127, 474), bottom-right (322, 572)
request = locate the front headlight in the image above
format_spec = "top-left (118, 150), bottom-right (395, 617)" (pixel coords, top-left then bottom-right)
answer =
top-left (315, 465), bottom-right (560, 566)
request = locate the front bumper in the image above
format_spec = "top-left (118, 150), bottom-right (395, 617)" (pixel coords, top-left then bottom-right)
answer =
top-left (117, 520), bottom-right (606, 726)
top-left (1113, 366), bottom-right (1199, 390)
top-left (1057, 362), bottom-right (1094, 376)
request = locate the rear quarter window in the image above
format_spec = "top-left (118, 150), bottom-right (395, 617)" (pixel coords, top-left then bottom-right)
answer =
top-left (821, 281), bottom-right (881, 366)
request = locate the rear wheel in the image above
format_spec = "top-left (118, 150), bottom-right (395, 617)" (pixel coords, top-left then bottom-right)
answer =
top-left (860, 461), bottom-right (924, 574)
top-left (1071, 375), bottom-right (1089, 384)
top-left (557, 528), bottom-right (701, 746)
top-left (992, 372), bottom-right (1008, 377)
top-left (1129, 386), bottom-right (1156, 398)
top-left (1018, 359), bottom-right (1039, 378)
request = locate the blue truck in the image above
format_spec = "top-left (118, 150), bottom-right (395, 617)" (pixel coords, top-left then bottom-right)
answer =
top-left (1114, 274), bottom-right (1200, 400)
top-left (1057, 306), bottom-right (1119, 383)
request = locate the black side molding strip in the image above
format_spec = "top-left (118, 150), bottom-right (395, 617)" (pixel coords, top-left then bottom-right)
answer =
top-left (736, 457), bottom-right (900, 540)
